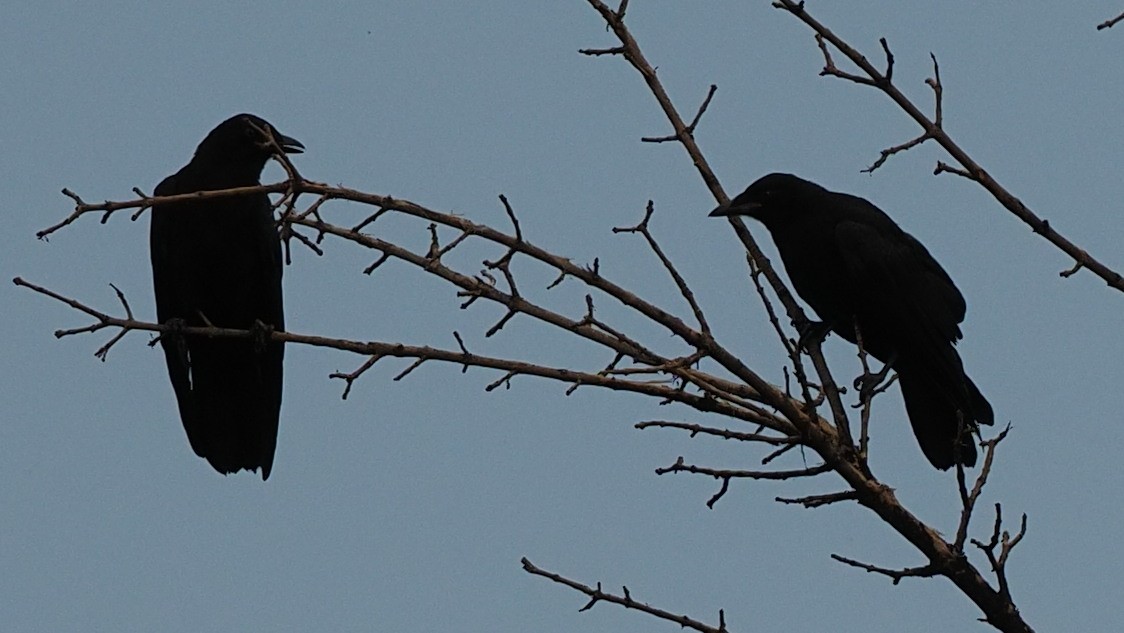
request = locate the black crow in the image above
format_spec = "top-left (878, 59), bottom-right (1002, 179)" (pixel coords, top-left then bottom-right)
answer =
top-left (150, 113), bottom-right (303, 479)
top-left (711, 173), bottom-right (993, 469)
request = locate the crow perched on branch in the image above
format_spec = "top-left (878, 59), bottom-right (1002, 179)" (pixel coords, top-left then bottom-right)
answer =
top-left (711, 173), bottom-right (993, 469)
top-left (150, 113), bottom-right (303, 480)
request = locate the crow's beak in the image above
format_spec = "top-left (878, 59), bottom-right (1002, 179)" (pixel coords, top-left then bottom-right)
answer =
top-left (278, 133), bottom-right (305, 154)
top-left (709, 200), bottom-right (760, 217)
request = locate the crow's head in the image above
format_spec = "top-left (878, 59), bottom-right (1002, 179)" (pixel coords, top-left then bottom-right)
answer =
top-left (192, 113), bottom-right (304, 173)
top-left (709, 173), bottom-right (823, 225)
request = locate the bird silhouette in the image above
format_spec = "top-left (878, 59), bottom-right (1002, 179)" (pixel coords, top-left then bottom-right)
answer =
top-left (150, 113), bottom-right (303, 479)
top-left (712, 173), bottom-right (993, 469)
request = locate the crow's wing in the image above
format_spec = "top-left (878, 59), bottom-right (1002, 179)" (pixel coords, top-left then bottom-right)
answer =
top-left (834, 217), bottom-right (965, 345)
top-left (150, 172), bottom-right (209, 458)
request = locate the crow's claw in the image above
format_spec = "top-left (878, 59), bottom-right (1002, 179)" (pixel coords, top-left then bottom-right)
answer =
top-left (853, 363), bottom-right (894, 404)
top-left (796, 319), bottom-right (833, 351)
top-left (249, 319), bottom-right (275, 353)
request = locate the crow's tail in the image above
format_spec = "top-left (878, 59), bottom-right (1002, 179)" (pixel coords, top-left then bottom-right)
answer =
top-left (896, 357), bottom-right (992, 470)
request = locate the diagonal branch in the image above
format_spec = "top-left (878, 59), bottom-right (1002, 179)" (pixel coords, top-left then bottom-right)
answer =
top-left (774, 0), bottom-right (1124, 294)
top-left (971, 504), bottom-right (1028, 603)
top-left (612, 200), bottom-right (711, 334)
top-left (955, 425), bottom-right (1012, 550)
top-left (521, 558), bottom-right (729, 633)
top-left (1097, 11), bottom-right (1124, 30)
top-left (641, 84), bottom-right (718, 143)
top-left (830, 554), bottom-right (939, 585)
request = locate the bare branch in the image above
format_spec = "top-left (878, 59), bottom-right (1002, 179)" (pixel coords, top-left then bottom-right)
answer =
top-left (285, 227), bottom-right (325, 258)
top-left (775, 0), bottom-right (1124, 293)
top-left (934, 161), bottom-right (973, 180)
top-left (705, 477), bottom-right (731, 508)
top-left (363, 252), bottom-right (392, 275)
top-left (775, 491), bottom-right (858, 508)
top-left (329, 355), bottom-right (382, 400)
top-left (498, 194), bottom-right (522, 241)
top-left (955, 425), bottom-right (1012, 550)
top-left (351, 205), bottom-right (390, 233)
top-left (830, 554), bottom-right (939, 585)
top-left (581, 2), bottom-right (862, 514)
top-left (862, 50), bottom-right (944, 173)
top-left (393, 357), bottom-right (428, 381)
top-left (971, 504), bottom-right (1028, 603)
top-left (863, 132), bottom-right (930, 174)
top-left (612, 201), bottom-right (711, 334)
top-left (879, 37), bottom-right (894, 83)
top-left (485, 370), bottom-right (517, 392)
top-left (814, 33), bottom-right (877, 86)
top-left (641, 84), bottom-right (718, 143)
top-left (634, 420), bottom-right (797, 445)
top-left (580, 0), bottom-right (821, 338)
top-left (1097, 11), bottom-right (1124, 30)
top-left (578, 46), bottom-right (625, 56)
top-left (927, 52), bottom-right (944, 128)
top-left (93, 284), bottom-right (133, 361)
top-left (1059, 261), bottom-right (1083, 279)
top-left (654, 455), bottom-right (830, 480)
top-left (521, 558), bottom-right (729, 633)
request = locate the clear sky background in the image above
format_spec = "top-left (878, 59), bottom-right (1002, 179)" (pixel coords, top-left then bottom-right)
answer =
top-left (4, 2), bottom-right (1123, 632)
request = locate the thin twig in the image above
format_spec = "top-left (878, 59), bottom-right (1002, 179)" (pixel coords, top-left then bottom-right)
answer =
top-left (654, 455), bottom-right (830, 480)
top-left (634, 420), bottom-right (796, 446)
top-left (521, 558), bottom-right (729, 633)
top-left (1097, 11), bottom-right (1124, 30)
top-left (642, 84), bottom-right (718, 142)
top-left (955, 425), bottom-right (1012, 550)
top-left (612, 201), bottom-right (711, 334)
top-left (775, 491), bottom-right (858, 508)
top-left (830, 554), bottom-right (939, 585)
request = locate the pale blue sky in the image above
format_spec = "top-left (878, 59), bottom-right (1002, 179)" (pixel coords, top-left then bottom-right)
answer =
top-left (4, 2), bottom-right (1123, 632)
